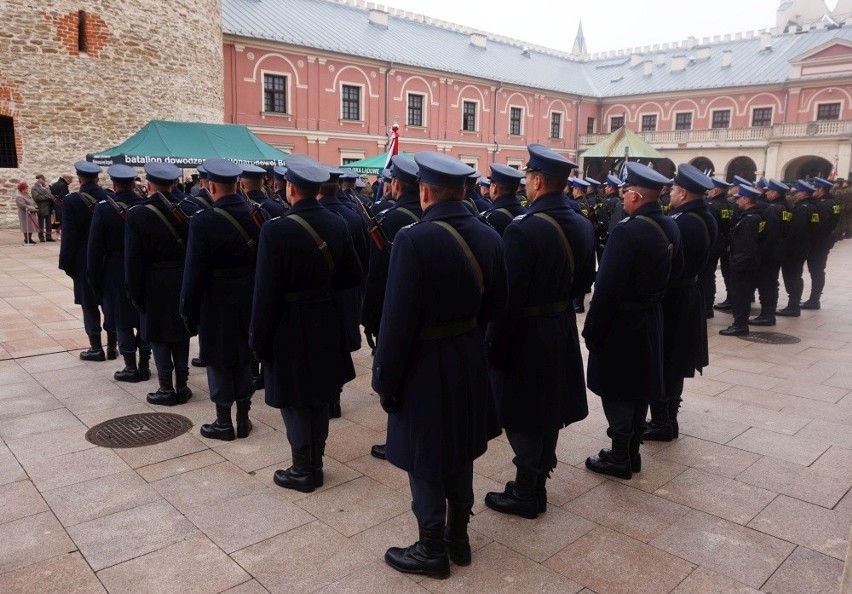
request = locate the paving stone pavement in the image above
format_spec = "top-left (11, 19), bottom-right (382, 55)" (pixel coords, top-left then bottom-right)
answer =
top-left (0, 229), bottom-right (850, 594)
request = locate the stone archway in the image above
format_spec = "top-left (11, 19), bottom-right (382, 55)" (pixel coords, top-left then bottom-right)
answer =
top-left (726, 156), bottom-right (757, 183)
top-left (783, 155), bottom-right (833, 181)
top-left (689, 156), bottom-right (715, 175)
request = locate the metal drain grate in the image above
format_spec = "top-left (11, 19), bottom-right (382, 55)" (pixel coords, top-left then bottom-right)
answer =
top-left (738, 332), bottom-right (801, 345)
top-left (85, 413), bottom-right (193, 448)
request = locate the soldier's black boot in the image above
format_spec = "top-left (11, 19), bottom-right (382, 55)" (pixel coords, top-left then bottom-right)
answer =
top-left (535, 471), bottom-right (549, 513)
top-left (585, 438), bottom-right (632, 480)
top-left (630, 427), bottom-right (644, 472)
top-left (644, 404), bottom-right (673, 442)
top-left (311, 441), bottom-right (325, 487)
top-left (80, 334), bottom-right (106, 361)
top-left (713, 299), bottom-right (733, 311)
top-left (273, 446), bottom-right (316, 492)
top-left (191, 357), bottom-right (206, 368)
top-left (138, 348), bottom-right (152, 381)
top-left (484, 469), bottom-right (539, 519)
top-left (775, 302), bottom-right (800, 317)
top-left (668, 401), bottom-right (680, 440)
top-left (146, 372), bottom-right (176, 405)
top-left (444, 504), bottom-right (472, 566)
top-left (329, 389), bottom-right (342, 419)
top-left (800, 298), bottom-right (821, 310)
top-left (114, 353), bottom-right (141, 383)
top-left (174, 369), bottom-right (192, 404)
top-left (385, 524), bottom-right (450, 579)
top-left (749, 313), bottom-right (776, 326)
top-left (719, 324), bottom-right (749, 336)
top-left (370, 444), bottom-right (387, 460)
top-left (200, 404), bottom-right (235, 441)
top-left (106, 332), bottom-right (118, 360)
top-left (235, 399), bottom-right (252, 439)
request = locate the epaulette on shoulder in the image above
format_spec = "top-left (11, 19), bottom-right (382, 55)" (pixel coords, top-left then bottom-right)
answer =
top-left (513, 214), bottom-right (529, 222)
top-left (97, 200), bottom-right (107, 205)
top-left (617, 216), bottom-right (633, 225)
top-left (671, 212), bottom-right (682, 219)
top-left (402, 221), bottom-right (421, 231)
top-left (268, 215), bottom-right (283, 223)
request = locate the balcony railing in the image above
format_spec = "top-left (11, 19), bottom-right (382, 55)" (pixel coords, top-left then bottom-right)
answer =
top-left (579, 120), bottom-right (852, 147)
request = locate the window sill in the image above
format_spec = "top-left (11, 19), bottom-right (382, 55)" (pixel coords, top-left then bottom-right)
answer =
top-left (460, 129), bottom-right (479, 134)
top-left (340, 119), bottom-right (365, 124)
top-left (262, 111), bottom-right (292, 119)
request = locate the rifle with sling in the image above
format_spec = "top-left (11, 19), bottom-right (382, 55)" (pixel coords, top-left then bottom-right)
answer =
top-left (155, 191), bottom-right (188, 225)
top-left (354, 194), bottom-right (391, 250)
top-left (106, 195), bottom-right (128, 222)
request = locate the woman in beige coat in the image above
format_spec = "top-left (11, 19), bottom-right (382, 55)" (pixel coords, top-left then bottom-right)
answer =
top-left (16, 181), bottom-right (38, 245)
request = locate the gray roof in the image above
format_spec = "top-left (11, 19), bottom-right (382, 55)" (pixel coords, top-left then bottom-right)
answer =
top-left (223, 0), bottom-right (852, 98)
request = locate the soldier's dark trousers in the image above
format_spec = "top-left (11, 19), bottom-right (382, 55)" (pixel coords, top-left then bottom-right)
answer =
top-left (730, 270), bottom-right (757, 327)
top-left (116, 327), bottom-right (148, 356)
top-left (756, 261), bottom-right (783, 315)
top-left (206, 362), bottom-right (254, 405)
top-left (281, 405), bottom-right (330, 450)
top-left (409, 463), bottom-right (474, 530)
top-left (505, 430), bottom-right (559, 475)
top-left (652, 374), bottom-right (684, 422)
top-left (601, 398), bottom-right (647, 441)
top-left (806, 246), bottom-right (830, 301)
top-left (151, 340), bottom-right (190, 377)
top-left (82, 305), bottom-right (103, 337)
top-left (781, 255), bottom-right (806, 307)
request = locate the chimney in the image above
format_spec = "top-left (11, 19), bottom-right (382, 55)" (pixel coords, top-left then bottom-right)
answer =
top-left (368, 8), bottom-right (388, 28)
top-left (670, 55), bottom-right (688, 72)
top-left (643, 60), bottom-right (653, 76)
top-left (760, 31), bottom-right (772, 50)
top-left (721, 49), bottom-right (733, 68)
top-left (696, 46), bottom-right (711, 60)
top-left (630, 53), bottom-right (644, 67)
top-left (656, 53), bottom-right (666, 65)
top-left (470, 32), bottom-right (487, 49)
top-left (687, 36), bottom-right (698, 49)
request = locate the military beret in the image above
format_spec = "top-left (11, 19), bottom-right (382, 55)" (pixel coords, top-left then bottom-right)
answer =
top-left (524, 144), bottom-right (576, 179)
top-left (673, 163), bottom-right (714, 195)
top-left (606, 174), bottom-right (624, 187)
top-left (711, 177), bottom-right (732, 189)
top-left (197, 164), bottom-right (209, 180)
top-left (414, 152), bottom-right (474, 188)
top-left (767, 179), bottom-right (789, 193)
top-left (200, 159), bottom-right (241, 184)
top-left (490, 163), bottom-right (524, 186)
top-left (812, 177), bottom-right (833, 189)
top-left (390, 155), bottom-right (419, 185)
top-left (738, 185), bottom-right (762, 200)
top-left (624, 162), bottom-right (670, 191)
top-left (733, 175), bottom-right (753, 187)
top-left (74, 161), bottom-right (101, 177)
top-left (795, 180), bottom-right (815, 195)
top-left (240, 164), bottom-right (267, 180)
top-left (144, 162), bottom-right (181, 186)
top-left (272, 165), bottom-right (288, 181)
top-left (284, 154), bottom-right (330, 190)
top-left (107, 164), bottom-right (137, 182)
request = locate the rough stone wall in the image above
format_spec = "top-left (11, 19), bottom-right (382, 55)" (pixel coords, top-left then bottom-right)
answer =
top-left (0, 0), bottom-right (224, 227)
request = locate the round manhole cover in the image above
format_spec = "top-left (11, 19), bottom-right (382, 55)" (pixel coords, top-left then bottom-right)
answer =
top-left (738, 332), bottom-right (801, 345)
top-left (85, 413), bottom-right (193, 448)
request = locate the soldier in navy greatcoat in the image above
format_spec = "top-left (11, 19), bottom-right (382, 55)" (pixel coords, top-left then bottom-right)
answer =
top-left (706, 178), bottom-right (735, 315)
top-left (645, 164), bottom-right (717, 441)
top-left (720, 185), bottom-right (764, 336)
top-left (242, 164), bottom-right (287, 219)
top-left (481, 163), bottom-right (526, 236)
top-left (87, 164), bottom-right (149, 383)
top-left (250, 154), bottom-right (363, 493)
top-left (180, 159), bottom-right (259, 442)
top-left (373, 152), bottom-right (507, 579)
top-left (59, 161), bottom-right (117, 362)
top-left (583, 162), bottom-right (682, 481)
top-left (777, 181), bottom-right (821, 317)
top-left (125, 162), bottom-right (193, 406)
top-left (750, 179), bottom-right (790, 326)
top-left (363, 155), bottom-right (424, 461)
top-left (369, 168), bottom-right (395, 216)
top-left (484, 144), bottom-right (595, 519)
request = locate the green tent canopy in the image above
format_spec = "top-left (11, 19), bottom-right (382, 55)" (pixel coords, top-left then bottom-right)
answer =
top-left (87, 120), bottom-right (288, 168)
top-left (345, 151), bottom-right (414, 175)
top-left (580, 126), bottom-right (665, 160)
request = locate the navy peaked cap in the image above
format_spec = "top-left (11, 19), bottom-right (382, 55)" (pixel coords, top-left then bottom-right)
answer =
top-left (812, 177), bottom-right (833, 189)
top-left (414, 152), bottom-right (474, 188)
top-left (606, 174), bottom-right (624, 187)
top-left (673, 163), bottom-right (714, 195)
top-left (380, 168), bottom-right (393, 181)
top-left (738, 185), bottom-right (762, 200)
top-left (391, 155), bottom-right (418, 185)
top-left (201, 159), bottom-right (242, 184)
top-left (490, 163), bottom-right (524, 186)
top-left (240, 164), bottom-right (267, 180)
top-left (768, 179), bottom-right (789, 193)
top-left (144, 162), bottom-right (181, 186)
top-left (284, 154), bottom-right (330, 189)
top-left (624, 162), bottom-right (670, 191)
top-left (570, 177), bottom-right (590, 189)
top-left (75, 161), bottom-right (101, 177)
top-left (795, 180), bottom-right (815, 195)
top-left (107, 164), bottom-right (136, 182)
top-left (197, 164), bottom-right (209, 180)
top-left (272, 165), bottom-right (288, 181)
top-left (733, 175), bottom-right (753, 187)
top-left (525, 144), bottom-right (576, 178)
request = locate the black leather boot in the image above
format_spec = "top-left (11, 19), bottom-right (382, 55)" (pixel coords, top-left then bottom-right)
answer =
top-left (200, 404), bottom-right (235, 441)
top-left (630, 428), bottom-right (644, 472)
top-left (719, 324), bottom-right (749, 336)
top-left (775, 303), bottom-right (800, 317)
top-left (146, 372), bottom-right (177, 405)
top-left (106, 331), bottom-right (118, 360)
top-left (273, 446), bottom-right (316, 492)
top-left (484, 469), bottom-right (538, 519)
top-left (311, 441), bottom-right (325, 487)
top-left (748, 314), bottom-right (776, 326)
top-left (586, 438), bottom-right (632, 480)
top-left (713, 300), bottom-right (732, 311)
top-left (114, 353), bottom-right (141, 382)
top-left (644, 404), bottom-right (673, 442)
top-left (138, 348), bottom-right (152, 381)
top-left (236, 399), bottom-right (252, 439)
top-left (174, 369), bottom-right (192, 404)
top-left (444, 504), bottom-right (472, 566)
top-left (370, 444), bottom-right (387, 460)
top-left (385, 524), bottom-right (450, 579)
top-left (799, 298), bottom-right (821, 310)
top-left (191, 357), bottom-right (206, 367)
top-left (668, 402), bottom-right (680, 440)
top-left (80, 334), bottom-right (106, 361)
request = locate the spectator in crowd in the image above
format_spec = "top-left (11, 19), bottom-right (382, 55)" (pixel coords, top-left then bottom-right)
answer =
top-left (16, 181), bottom-right (38, 246)
top-left (31, 174), bottom-right (55, 242)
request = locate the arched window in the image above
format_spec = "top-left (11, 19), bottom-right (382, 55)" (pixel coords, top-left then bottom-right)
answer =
top-left (0, 116), bottom-right (17, 168)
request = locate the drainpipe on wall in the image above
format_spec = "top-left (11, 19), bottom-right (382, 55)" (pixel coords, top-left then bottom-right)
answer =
top-left (385, 61), bottom-right (393, 137)
top-left (575, 96), bottom-right (583, 171)
top-left (493, 81), bottom-right (502, 163)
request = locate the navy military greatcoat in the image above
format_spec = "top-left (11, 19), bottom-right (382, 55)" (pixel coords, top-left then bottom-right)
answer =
top-left (583, 202), bottom-right (682, 402)
top-left (481, 194), bottom-right (527, 236)
top-left (247, 189), bottom-right (287, 220)
top-left (87, 190), bottom-right (142, 329)
top-left (124, 192), bottom-right (191, 343)
top-left (180, 194), bottom-right (259, 366)
top-left (487, 192), bottom-right (595, 434)
top-left (372, 200), bottom-right (508, 481)
top-left (59, 182), bottom-right (111, 307)
top-left (250, 197), bottom-right (363, 408)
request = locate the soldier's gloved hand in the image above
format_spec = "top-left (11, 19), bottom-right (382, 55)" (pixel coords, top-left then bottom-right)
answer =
top-left (184, 320), bottom-right (199, 337)
top-left (379, 392), bottom-right (401, 414)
